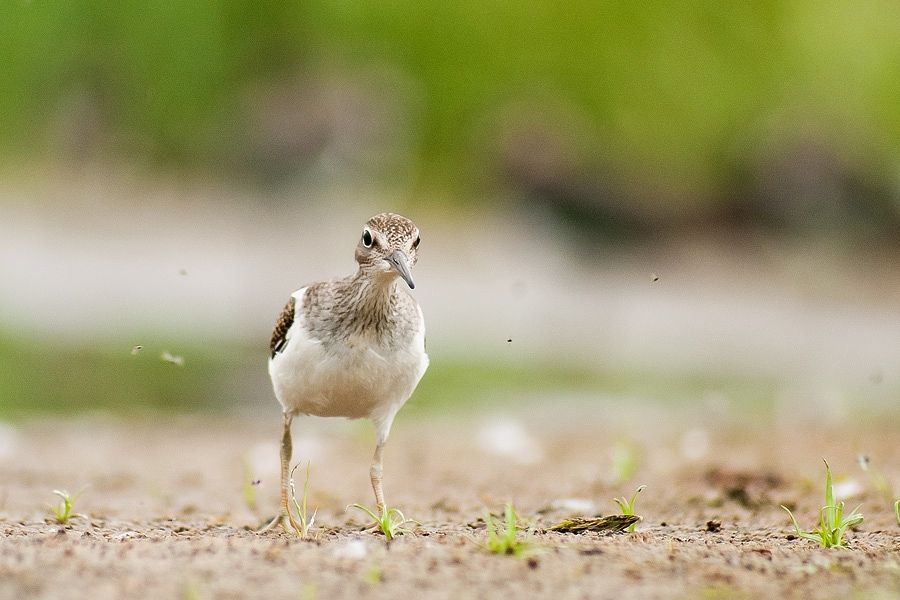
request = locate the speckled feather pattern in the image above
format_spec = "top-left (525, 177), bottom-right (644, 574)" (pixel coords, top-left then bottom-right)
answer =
top-left (269, 296), bottom-right (295, 358)
top-left (301, 274), bottom-right (420, 350)
top-left (267, 212), bottom-right (428, 428)
top-left (366, 212), bottom-right (418, 246)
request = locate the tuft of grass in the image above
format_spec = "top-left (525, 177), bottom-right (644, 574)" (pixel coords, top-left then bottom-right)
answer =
top-left (484, 502), bottom-right (531, 557)
top-left (613, 485), bottom-right (646, 533)
top-left (894, 499), bottom-right (899, 526)
top-left (288, 462), bottom-right (317, 538)
top-left (48, 489), bottom-right (84, 524)
top-left (781, 460), bottom-right (863, 548)
top-left (349, 504), bottom-right (418, 542)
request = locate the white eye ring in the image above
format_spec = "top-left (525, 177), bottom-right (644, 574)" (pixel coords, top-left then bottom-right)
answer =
top-left (362, 229), bottom-right (373, 247)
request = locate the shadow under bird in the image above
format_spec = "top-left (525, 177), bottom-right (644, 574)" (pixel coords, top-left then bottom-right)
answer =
top-left (262, 213), bottom-right (428, 534)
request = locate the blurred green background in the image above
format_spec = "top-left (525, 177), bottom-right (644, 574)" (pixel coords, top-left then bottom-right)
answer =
top-left (0, 2), bottom-right (898, 422)
top-left (4, 2), bottom-right (900, 232)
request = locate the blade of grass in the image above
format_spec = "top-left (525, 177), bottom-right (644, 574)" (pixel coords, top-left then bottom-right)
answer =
top-left (348, 503), bottom-right (418, 541)
top-left (784, 460), bottom-right (863, 548)
top-left (781, 505), bottom-right (822, 543)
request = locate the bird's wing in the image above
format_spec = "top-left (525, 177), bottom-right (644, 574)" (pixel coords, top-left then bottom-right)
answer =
top-left (270, 296), bottom-right (296, 358)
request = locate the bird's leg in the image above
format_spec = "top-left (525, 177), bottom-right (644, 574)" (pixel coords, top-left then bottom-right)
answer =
top-left (259, 412), bottom-right (303, 534)
top-left (369, 441), bottom-right (386, 515)
top-left (279, 412), bottom-right (301, 531)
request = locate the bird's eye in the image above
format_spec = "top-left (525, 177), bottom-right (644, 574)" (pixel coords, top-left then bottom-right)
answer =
top-left (412, 235), bottom-right (420, 248)
top-left (362, 230), bottom-right (373, 247)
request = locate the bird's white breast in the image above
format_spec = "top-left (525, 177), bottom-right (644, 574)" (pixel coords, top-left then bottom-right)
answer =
top-left (268, 288), bottom-right (429, 423)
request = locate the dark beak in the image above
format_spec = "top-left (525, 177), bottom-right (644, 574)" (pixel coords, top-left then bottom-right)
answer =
top-left (385, 250), bottom-right (415, 289)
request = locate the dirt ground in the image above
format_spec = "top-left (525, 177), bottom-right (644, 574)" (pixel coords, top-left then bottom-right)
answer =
top-left (1, 408), bottom-right (898, 600)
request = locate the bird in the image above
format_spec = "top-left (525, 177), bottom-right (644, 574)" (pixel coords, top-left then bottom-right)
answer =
top-left (262, 213), bottom-right (428, 534)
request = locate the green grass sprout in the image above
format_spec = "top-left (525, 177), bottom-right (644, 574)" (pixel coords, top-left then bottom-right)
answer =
top-left (48, 489), bottom-right (84, 524)
top-left (349, 504), bottom-right (418, 541)
top-left (781, 460), bottom-right (863, 548)
top-left (894, 499), bottom-right (899, 526)
top-left (484, 502), bottom-right (531, 556)
top-left (288, 462), bottom-right (317, 538)
top-left (614, 484), bottom-right (646, 532)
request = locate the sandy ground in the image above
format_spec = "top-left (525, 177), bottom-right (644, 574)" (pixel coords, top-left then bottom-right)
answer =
top-left (1, 409), bottom-right (898, 600)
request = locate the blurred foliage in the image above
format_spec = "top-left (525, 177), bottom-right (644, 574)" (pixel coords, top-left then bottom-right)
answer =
top-left (2, 1), bottom-right (900, 233)
top-left (2, 4), bottom-right (897, 420)
top-left (0, 327), bottom-right (782, 420)
top-left (0, 1), bottom-right (307, 166)
top-left (409, 355), bottom-right (780, 417)
top-left (0, 330), bottom-right (237, 418)
top-left (3, 329), bottom-right (898, 421)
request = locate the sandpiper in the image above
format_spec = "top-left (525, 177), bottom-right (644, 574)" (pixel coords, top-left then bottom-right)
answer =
top-left (262, 213), bottom-right (428, 534)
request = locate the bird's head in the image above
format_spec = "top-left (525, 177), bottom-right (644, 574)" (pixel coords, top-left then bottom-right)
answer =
top-left (355, 213), bottom-right (421, 289)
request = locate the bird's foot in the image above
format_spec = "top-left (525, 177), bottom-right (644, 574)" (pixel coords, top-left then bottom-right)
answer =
top-left (258, 511), bottom-right (304, 536)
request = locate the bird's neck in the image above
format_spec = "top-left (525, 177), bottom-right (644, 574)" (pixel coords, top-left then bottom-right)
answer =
top-left (330, 270), bottom-right (401, 337)
top-left (346, 268), bottom-right (399, 302)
